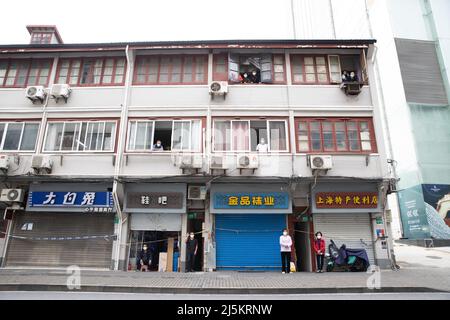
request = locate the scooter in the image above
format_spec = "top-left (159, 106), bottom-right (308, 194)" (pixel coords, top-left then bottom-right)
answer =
top-left (326, 239), bottom-right (370, 272)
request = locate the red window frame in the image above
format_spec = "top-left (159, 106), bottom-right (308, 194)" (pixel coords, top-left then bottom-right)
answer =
top-left (290, 55), bottom-right (330, 85)
top-left (55, 57), bottom-right (127, 87)
top-left (0, 58), bottom-right (53, 88)
top-left (30, 32), bottom-right (53, 44)
top-left (133, 55), bottom-right (208, 85)
top-left (295, 118), bottom-right (377, 154)
top-left (272, 54), bottom-right (287, 84)
top-left (213, 53), bottom-right (228, 81)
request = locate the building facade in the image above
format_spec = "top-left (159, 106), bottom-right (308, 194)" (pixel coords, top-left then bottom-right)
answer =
top-left (0, 25), bottom-right (392, 271)
top-left (367, 0), bottom-right (450, 241)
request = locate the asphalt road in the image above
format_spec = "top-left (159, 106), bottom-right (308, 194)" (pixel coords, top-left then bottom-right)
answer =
top-left (0, 291), bottom-right (449, 300)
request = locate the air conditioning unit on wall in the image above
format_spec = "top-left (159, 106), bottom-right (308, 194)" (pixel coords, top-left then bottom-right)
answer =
top-left (0, 155), bottom-right (10, 172)
top-left (178, 154), bottom-right (203, 169)
top-left (310, 155), bottom-right (333, 170)
top-left (0, 189), bottom-right (25, 202)
top-left (210, 155), bottom-right (228, 170)
top-left (51, 84), bottom-right (71, 102)
top-left (209, 81), bottom-right (228, 99)
top-left (26, 86), bottom-right (46, 103)
top-left (188, 186), bottom-right (207, 200)
top-left (31, 155), bottom-right (53, 174)
top-left (236, 154), bottom-right (259, 169)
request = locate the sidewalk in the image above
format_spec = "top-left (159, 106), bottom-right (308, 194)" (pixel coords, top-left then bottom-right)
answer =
top-left (0, 267), bottom-right (449, 294)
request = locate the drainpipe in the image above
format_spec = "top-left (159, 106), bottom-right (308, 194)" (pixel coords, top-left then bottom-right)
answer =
top-left (112, 45), bottom-right (133, 270)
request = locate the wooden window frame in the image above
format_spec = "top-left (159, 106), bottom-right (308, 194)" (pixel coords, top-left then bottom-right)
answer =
top-left (30, 32), bottom-right (53, 44)
top-left (213, 53), bottom-right (228, 81)
top-left (294, 118), bottom-right (377, 154)
top-left (0, 58), bottom-right (53, 88)
top-left (55, 57), bottom-right (127, 87)
top-left (290, 55), bottom-right (330, 85)
top-left (132, 55), bottom-right (208, 85)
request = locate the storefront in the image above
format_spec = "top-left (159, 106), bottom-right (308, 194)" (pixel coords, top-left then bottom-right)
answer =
top-left (211, 183), bottom-right (292, 271)
top-left (4, 183), bottom-right (115, 269)
top-left (124, 183), bottom-right (186, 272)
top-left (311, 182), bottom-right (385, 268)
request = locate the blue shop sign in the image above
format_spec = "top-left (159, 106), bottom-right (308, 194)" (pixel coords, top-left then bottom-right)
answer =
top-left (27, 191), bottom-right (115, 213)
top-left (214, 192), bottom-right (289, 209)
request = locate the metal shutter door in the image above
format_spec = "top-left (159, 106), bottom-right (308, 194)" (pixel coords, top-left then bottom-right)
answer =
top-left (313, 213), bottom-right (375, 265)
top-left (5, 213), bottom-right (114, 269)
top-left (215, 214), bottom-right (286, 271)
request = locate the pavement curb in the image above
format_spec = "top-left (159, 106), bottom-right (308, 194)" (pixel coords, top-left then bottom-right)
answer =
top-left (0, 284), bottom-right (446, 294)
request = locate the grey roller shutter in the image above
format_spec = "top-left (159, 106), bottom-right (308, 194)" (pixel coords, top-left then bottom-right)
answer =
top-left (313, 213), bottom-right (375, 265)
top-left (5, 213), bottom-right (114, 269)
top-left (130, 213), bottom-right (182, 231)
top-left (395, 38), bottom-right (448, 105)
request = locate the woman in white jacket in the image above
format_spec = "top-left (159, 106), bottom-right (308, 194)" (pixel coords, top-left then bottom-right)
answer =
top-left (279, 228), bottom-right (293, 274)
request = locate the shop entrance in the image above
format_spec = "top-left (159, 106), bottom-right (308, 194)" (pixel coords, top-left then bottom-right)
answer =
top-left (187, 212), bottom-right (204, 271)
top-left (128, 230), bottom-right (180, 272)
top-left (294, 220), bottom-right (312, 272)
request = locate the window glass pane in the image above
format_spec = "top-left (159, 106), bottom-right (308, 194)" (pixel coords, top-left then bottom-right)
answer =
top-left (191, 120), bottom-right (201, 151)
top-left (292, 56), bottom-right (303, 82)
top-left (298, 121), bottom-right (309, 151)
top-left (159, 57), bottom-right (169, 82)
top-left (5, 62), bottom-right (18, 85)
top-left (19, 123), bottom-right (39, 151)
top-left (102, 59), bottom-right (114, 83)
top-left (232, 121), bottom-right (249, 151)
top-left (58, 60), bottom-right (70, 83)
top-left (305, 74), bottom-right (316, 82)
top-left (86, 122), bottom-right (100, 150)
top-left (148, 57), bottom-right (159, 83)
top-left (269, 121), bottom-right (287, 151)
top-left (322, 122), bottom-right (334, 151)
top-left (37, 61), bottom-right (51, 85)
top-left (183, 57), bottom-right (193, 83)
top-left (316, 57), bottom-right (326, 65)
top-left (69, 60), bottom-right (80, 85)
top-left (335, 122), bottom-right (347, 151)
top-left (0, 61), bottom-right (8, 85)
top-left (93, 59), bottom-right (103, 84)
top-left (304, 57), bottom-right (314, 65)
top-left (114, 59), bottom-right (125, 84)
top-left (44, 123), bottom-right (63, 151)
top-left (250, 121), bottom-right (267, 152)
top-left (305, 65), bottom-right (315, 73)
top-left (77, 123), bottom-right (88, 151)
top-left (28, 61), bottom-right (40, 86)
top-left (128, 121), bottom-right (137, 150)
top-left (3, 123), bottom-right (23, 150)
top-left (16, 61), bottom-right (30, 86)
top-left (347, 121), bottom-right (360, 151)
top-left (317, 73), bottom-right (328, 83)
top-left (214, 121), bottom-right (231, 151)
top-left (310, 122), bottom-right (322, 151)
top-left (215, 55), bottom-right (226, 73)
top-left (80, 60), bottom-right (93, 84)
top-left (172, 121), bottom-right (190, 150)
top-left (360, 121), bottom-right (372, 151)
top-left (103, 122), bottom-right (115, 151)
top-left (0, 124), bottom-right (5, 146)
top-left (61, 123), bottom-right (79, 151)
top-left (170, 57), bottom-right (182, 83)
top-left (135, 122), bottom-right (148, 150)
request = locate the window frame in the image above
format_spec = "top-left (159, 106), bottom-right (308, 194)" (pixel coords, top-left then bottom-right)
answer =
top-left (55, 57), bottom-right (127, 87)
top-left (0, 121), bottom-right (40, 152)
top-left (42, 120), bottom-right (118, 153)
top-left (294, 118), bottom-right (377, 154)
top-left (0, 58), bottom-right (53, 88)
top-left (212, 118), bottom-right (289, 152)
top-left (126, 119), bottom-right (203, 153)
top-left (30, 32), bottom-right (53, 44)
top-left (132, 55), bottom-right (208, 85)
top-left (290, 54), bottom-right (330, 85)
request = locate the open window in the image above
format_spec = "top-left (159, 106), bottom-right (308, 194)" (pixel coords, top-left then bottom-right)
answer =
top-left (227, 53), bottom-right (285, 84)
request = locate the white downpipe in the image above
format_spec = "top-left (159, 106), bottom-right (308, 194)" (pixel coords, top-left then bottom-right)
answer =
top-left (112, 45), bottom-right (133, 270)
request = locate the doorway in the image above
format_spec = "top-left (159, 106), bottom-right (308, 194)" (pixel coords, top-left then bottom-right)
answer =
top-left (294, 220), bottom-right (312, 272)
top-left (187, 212), bottom-right (204, 271)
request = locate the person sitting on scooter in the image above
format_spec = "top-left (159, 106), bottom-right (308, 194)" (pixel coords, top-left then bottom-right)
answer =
top-left (313, 232), bottom-right (326, 273)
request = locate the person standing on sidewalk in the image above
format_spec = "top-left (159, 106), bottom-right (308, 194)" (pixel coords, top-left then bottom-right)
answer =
top-left (313, 232), bottom-right (326, 273)
top-left (185, 232), bottom-right (198, 272)
top-left (138, 244), bottom-right (152, 272)
top-left (280, 228), bottom-right (292, 274)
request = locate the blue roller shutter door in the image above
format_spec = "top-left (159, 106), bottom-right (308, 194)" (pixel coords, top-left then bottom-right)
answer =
top-left (215, 214), bottom-right (286, 271)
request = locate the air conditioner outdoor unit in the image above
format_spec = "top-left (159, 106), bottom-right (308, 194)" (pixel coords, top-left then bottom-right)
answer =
top-left (342, 82), bottom-right (362, 95)
top-left (178, 154), bottom-right (203, 169)
top-left (188, 186), bottom-right (207, 200)
top-left (310, 155), bottom-right (333, 170)
top-left (31, 155), bottom-right (53, 173)
top-left (236, 154), bottom-right (259, 169)
top-left (50, 84), bottom-right (71, 102)
top-left (210, 155), bottom-right (228, 170)
top-left (0, 155), bottom-right (10, 172)
top-left (26, 86), bottom-right (46, 102)
top-left (0, 189), bottom-right (25, 202)
top-left (209, 81), bottom-right (228, 98)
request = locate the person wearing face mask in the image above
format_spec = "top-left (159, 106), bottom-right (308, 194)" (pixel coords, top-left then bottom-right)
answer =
top-left (279, 228), bottom-right (293, 274)
top-left (152, 140), bottom-right (164, 152)
top-left (138, 243), bottom-right (152, 272)
top-left (185, 232), bottom-right (198, 272)
top-left (313, 232), bottom-right (326, 273)
top-left (256, 137), bottom-right (269, 153)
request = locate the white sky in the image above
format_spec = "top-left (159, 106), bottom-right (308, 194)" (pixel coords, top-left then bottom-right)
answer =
top-left (0, 0), bottom-right (370, 44)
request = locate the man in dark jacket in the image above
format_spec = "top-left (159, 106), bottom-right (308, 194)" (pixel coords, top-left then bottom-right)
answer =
top-left (138, 244), bottom-right (152, 272)
top-left (185, 232), bottom-right (198, 272)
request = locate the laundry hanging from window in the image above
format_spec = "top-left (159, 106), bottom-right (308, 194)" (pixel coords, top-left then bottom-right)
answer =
top-left (228, 54), bottom-right (275, 84)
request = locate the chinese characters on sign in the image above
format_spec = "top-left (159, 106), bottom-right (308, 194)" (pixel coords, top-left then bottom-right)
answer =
top-left (126, 192), bottom-right (184, 209)
top-left (28, 191), bottom-right (114, 213)
top-left (315, 192), bottom-right (378, 209)
top-left (214, 193), bottom-right (289, 209)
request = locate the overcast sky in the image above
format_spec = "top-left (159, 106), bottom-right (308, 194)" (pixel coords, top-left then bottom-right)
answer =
top-left (0, 0), bottom-right (370, 44)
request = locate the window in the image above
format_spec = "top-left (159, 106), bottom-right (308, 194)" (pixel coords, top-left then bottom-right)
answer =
top-left (43, 121), bottom-right (116, 152)
top-left (0, 122), bottom-right (39, 151)
top-left (296, 118), bottom-right (377, 153)
top-left (228, 53), bottom-right (286, 84)
top-left (55, 57), bottom-right (126, 86)
top-left (213, 120), bottom-right (288, 152)
top-left (213, 54), bottom-right (228, 81)
top-left (133, 55), bottom-right (208, 85)
top-left (0, 59), bottom-right (52, 87)
top-left (127, 119), bottom-right (202, 152)
top-left (0, 219), bottom-right (7, 238)
top-left (30, 33), bottom-right (52, 44)
top-left (291, 55), bottom-right (329, 84)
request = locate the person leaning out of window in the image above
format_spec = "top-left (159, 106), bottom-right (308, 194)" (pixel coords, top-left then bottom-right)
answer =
top-left (313, 232), bottom-right (326, 273)
top-left (279, 228), bottom-right (293, 274)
